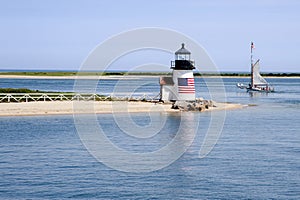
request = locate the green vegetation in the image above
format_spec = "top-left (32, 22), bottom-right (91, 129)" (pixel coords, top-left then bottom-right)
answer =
top-left (0, 71), bottom-right (172, 76)
top-left (0, 71), bottom-right (299, 77)
top-left (196, 72), bottom-right (300, 77)
top-left (0, 71), bottom-right (78, 76)
top-left (0, 88), bottom-right (42, 93)
top-left (0, 88), bottom-right (77, 94)
top-left (261, 72), bottom-right (300, 77)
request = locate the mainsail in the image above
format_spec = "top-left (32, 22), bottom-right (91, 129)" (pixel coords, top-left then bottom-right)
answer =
top-left (252, 59), bottom-right (268, 85)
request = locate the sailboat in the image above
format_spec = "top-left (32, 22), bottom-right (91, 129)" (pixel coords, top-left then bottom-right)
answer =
top-left (237, 42), bottom-right (274, 92)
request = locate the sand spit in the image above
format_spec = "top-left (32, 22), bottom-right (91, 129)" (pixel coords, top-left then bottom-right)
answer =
top-left (0, 101), bottom-right (243, 117)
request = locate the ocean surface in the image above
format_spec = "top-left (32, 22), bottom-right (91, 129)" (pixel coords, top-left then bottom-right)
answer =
top-left (0, 77), bottom-right (299, 199)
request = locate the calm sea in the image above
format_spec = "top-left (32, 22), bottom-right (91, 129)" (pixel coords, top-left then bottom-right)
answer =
top-left (0, 77), bottom-right (299, 199)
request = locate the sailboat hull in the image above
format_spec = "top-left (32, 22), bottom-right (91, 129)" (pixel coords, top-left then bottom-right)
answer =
top-left (237, 83), bottom-right (275, 92)
top-left (246, 86), bottom-right (274, 92)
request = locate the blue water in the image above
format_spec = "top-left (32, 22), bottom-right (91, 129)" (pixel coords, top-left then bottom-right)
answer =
top-left (0, 77), bottom-right (299, 199)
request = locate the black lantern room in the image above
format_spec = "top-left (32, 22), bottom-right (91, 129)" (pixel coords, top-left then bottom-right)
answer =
top-left (171, 43), bottom-right (195, 70)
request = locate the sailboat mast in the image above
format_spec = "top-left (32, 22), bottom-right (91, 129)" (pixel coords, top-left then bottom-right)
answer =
top-left (250, 42), bottom-right (254, 87)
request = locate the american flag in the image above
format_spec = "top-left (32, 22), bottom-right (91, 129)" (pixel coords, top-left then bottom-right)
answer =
top-left (178, 78), bottom-right (195, 94)
top-left (251, 42), bottom-right (255, 49)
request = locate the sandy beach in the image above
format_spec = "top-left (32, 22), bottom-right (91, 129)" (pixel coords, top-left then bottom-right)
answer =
top-left (0, 101), bottom-right (243, 117)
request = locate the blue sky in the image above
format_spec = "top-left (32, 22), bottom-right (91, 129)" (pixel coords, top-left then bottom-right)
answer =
top-left (0, 0), bottom-right (299, 72)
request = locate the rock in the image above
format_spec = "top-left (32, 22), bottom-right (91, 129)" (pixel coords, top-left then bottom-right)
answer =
top-left (171, 99), bottom-right (214, 112)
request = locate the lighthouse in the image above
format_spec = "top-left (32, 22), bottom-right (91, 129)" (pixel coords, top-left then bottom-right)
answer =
top-left (160, 43), bottom-right (196, 102)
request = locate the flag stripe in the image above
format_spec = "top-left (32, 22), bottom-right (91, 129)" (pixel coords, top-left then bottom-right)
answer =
top-left (178, 78), bottom-right (195, 94)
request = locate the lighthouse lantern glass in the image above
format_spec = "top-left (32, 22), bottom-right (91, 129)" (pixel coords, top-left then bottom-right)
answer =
top-left (176, 54), bottom-right (190, 60)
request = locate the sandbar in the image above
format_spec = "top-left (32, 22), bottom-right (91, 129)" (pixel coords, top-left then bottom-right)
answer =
top-left (0, 101), bottom-right (243, 117)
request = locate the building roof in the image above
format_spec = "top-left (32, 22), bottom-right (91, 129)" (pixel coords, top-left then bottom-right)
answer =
top-left (175, 43), bottom-right (191, 55)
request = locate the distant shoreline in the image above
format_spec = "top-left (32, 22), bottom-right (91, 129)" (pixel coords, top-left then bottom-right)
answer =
top-left (0, 74), bottom-right (299, 79)
top-left (0, 71), bottom-right (299, 78)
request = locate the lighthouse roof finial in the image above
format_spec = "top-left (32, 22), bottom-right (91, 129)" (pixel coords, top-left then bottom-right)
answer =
top-left (175, 43), bottom-right (191, 55)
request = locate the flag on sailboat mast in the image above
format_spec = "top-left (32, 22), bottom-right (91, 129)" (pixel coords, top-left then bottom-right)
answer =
top-left (251, 42), bottom-right (255, 49)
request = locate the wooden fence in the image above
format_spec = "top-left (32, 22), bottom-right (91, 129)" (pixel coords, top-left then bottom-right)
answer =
top-left (0, 93), bottom-right (160, 103)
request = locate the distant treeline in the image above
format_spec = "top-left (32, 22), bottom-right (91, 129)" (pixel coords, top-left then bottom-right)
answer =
top-left (0, 88), bottom-right (41, 93)
top-left (260, 72), bottom-right (300, 77)
top-left (0, 71), bottom-right (299, 77)
top-left (0, 71), bottom-right (171, 76)
top-left (194, 72), bottom-right (300, 77)
top-left (0, 71), bottom-right (96, 76)
top-left (0, 88), bottom-right (73, 94)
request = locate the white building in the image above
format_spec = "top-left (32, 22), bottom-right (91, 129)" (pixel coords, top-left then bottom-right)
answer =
top-left (160, 43), bottom-right (196, 102)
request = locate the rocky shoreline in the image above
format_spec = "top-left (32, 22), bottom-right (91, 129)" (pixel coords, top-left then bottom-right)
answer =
top-left (171, 98), bottom-right (216, 112)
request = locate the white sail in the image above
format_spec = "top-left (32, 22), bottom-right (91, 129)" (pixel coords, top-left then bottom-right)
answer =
top-left (252, 60), bottom-right (268, 85)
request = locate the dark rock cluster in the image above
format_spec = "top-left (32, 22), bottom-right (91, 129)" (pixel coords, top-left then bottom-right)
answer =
top-left (171, 98), bottom-right (215, 112)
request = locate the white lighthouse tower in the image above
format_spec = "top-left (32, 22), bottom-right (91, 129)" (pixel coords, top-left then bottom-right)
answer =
top-left (160, 43), bottom-right (196, 102)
